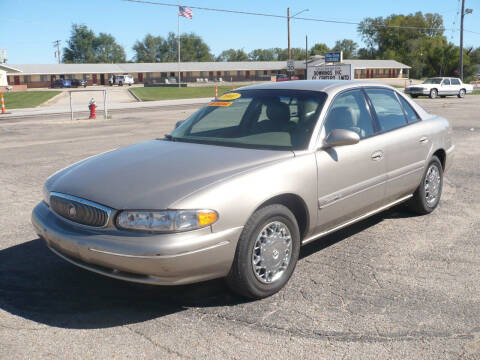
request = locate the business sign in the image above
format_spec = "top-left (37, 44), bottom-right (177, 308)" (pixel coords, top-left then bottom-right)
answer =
top-left (286, 59), bottom-right (295, 73)
top-left (325, 51), bottom-right (343, 63)
top-left (307, 64), bottom-right (354, 81)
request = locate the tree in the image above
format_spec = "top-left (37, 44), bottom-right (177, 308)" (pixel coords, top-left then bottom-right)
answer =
top-left (63, 24), bottom-right (97, 63)
top-left (356, 12), bottom-right (477, 79)
top-left (63, 24), bottom-right (126, 63)
top-left (248, 49), bottom-right (276, 61)
top-left (94, 33), bottom-right (126, 63)
top-left (216, 49), bottom-right (249, 62)
top-left (133, 34), bottom-right (167, 62)
top-left (332, 39), bottom-right (358, 59)
top-left (310, 43), bottom-right (329, 56)
top-left (133, 32), bottom-right (213, 62)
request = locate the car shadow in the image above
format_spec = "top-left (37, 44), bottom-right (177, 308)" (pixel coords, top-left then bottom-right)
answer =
top-left (0, 206), bottom-right (414, 330)
top-left (0, 238), bottom-right (247, 330)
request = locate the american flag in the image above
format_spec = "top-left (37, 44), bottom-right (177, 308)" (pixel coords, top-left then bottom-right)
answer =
top-left (178, 6), bottom-right (193, 19)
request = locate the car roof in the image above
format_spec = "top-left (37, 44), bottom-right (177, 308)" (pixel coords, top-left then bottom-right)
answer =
top-left (238, 80), bottom-right (394, 95)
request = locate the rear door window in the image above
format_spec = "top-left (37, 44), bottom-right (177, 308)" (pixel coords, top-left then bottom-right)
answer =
top-left (398, 95), bottom-right (420, 123)
top-left (365, 89), bottom-right (407, 132)
top-left (451, 78), bottom-right (460, 85)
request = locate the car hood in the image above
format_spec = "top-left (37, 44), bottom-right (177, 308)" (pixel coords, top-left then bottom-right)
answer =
top-left (47, 140), bottom-right (293, 209)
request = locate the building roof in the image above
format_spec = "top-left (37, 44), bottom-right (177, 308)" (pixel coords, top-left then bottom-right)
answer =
top-left (6, 59), bottom-right (410, 75)
top-left (0, 64), bottom-right (21, 73)
top-left (7, 62), bottom-right (293, 75)
top-left (338, 59), bottom-right (410, 69)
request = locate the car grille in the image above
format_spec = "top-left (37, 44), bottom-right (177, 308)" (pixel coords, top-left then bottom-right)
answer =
top-left (50, 193), bottom-right (110, 227)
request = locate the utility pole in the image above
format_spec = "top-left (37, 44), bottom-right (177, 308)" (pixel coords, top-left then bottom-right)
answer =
top-left (459, 0), bottom-right (473, 80)
top-left (305, 35), bottom-right (308, 79)
top-left (287, 8), bottom-right (291, 61)
top-left (53, 40), bottom-right (61, 64)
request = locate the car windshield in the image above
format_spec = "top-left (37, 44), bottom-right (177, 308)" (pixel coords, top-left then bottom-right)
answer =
top-left (169, 89), bottom-right (327, 150)
top-left (423, 78), bottom-right (443, 84)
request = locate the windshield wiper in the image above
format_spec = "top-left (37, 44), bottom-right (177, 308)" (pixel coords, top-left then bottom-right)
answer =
top-left (163, 134), bottom-right (175, 141)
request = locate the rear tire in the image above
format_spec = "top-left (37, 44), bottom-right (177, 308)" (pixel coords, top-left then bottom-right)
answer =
top-left (458, 89), bottom-right (466, 98)
top-left (226, 204), bottom-right (300, 299)
top-left (407, 156), bottom-right (443, 215)
top-left (411, 94), bottom-right (418, 98)
top-left (429, 89), bottom-right (438, 99)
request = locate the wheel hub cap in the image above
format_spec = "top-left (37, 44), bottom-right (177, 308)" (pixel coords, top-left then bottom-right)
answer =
top-left (252, 221), bottom-right (292, 284)
top-left (425, 164), bottom-right (441, 207)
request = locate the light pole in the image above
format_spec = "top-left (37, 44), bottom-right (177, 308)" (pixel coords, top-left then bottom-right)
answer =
top-left (287, 8), bottom-right (308, 78)
top-left (460, 0), bottom-right (473, 80)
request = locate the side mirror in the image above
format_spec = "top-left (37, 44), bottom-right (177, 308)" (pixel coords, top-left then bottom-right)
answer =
top-left (323, 129), bottom-right (360, 148)
top-left (174, 120), bottom-right (185, 129)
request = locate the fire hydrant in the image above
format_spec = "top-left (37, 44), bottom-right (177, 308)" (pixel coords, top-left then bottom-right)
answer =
top-left (88, 98), bottom-right (96, 119)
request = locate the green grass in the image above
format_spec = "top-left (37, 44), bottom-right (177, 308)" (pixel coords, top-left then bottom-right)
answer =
top-left (469, 90), bottom-right (480, 95)
top-left (2, 91), bottom-right (61, 109)
top-left (130, 86), bottom-right (236, 101)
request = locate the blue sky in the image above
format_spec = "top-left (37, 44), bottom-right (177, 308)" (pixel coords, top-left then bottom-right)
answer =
top-left (1, 0), bottom-right (479, 64)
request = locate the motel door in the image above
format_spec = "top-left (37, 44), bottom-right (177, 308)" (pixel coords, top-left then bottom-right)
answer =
top-left (138, 73), bottom-right (143, 82)
top-left (92, 74), bottom-right (97, 84)
top-left (14, 76), bottom-right (20, 85)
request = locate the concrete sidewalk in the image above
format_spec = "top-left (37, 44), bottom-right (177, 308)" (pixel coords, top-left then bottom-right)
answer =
top-left (0, 97), bottom-right (213, 119)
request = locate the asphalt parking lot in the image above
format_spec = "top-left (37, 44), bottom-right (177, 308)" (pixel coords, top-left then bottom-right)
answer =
top-left (1, 95), bottom-right (479, 359)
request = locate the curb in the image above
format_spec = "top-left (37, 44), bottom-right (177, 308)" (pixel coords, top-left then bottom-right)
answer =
top-left (127, 88), bottom-right (142, 102)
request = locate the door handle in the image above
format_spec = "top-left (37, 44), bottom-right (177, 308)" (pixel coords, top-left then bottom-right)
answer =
top-left (419, 136), bottom-right (428, 143)
top-left (371, 150), bottom-right (384, 161)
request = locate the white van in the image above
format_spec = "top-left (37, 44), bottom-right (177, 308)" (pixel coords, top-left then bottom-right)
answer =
top-left (109, 75), bottom-right (134, 86)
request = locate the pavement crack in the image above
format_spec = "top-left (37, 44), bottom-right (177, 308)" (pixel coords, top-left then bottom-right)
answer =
top-left (124, 325), bottom-right (192, 359)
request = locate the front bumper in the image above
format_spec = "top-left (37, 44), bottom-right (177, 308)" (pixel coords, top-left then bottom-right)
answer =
top-left (32, 201), bottom-right (242, 285)
top-left (405, 88), bottom-right (429, 95)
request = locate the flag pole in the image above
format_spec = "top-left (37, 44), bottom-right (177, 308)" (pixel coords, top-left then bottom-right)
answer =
top-left (177, 1), bottom-right (181, 88)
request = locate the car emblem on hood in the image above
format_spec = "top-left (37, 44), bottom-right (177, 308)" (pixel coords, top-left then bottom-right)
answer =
top-left (68, 203), bottom-right (77, 218)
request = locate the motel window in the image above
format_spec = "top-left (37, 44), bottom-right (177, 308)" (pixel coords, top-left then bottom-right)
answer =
top-left (217, 71), bottom-right (221, 76)
top-left (383, 69), bottom-right (387, 75)
top-left (375, 69), bottom-right (379, 76)
top-left (200, 71), bottom-right (207, 77)
top-left (224, 71), bottom-right (230, 77)
top-left (23, 75), bottom-right (31, 83)
top-left (83, 74), bottom-right (90, 80)
top-left (238, 71), bottom-right (244, 76)
top-left (40, 75), bottom-right (48, 82)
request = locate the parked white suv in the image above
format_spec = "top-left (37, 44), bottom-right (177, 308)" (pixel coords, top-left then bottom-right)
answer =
top-left (109, 75), bottom-right (134, 86)
top-left (405, 77), bottom-right (473, 99)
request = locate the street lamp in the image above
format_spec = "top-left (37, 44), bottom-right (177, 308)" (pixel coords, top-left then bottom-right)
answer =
top-left (287, 8), bottom-right (309, 80)
top-left (460, 0), bottom-right (473, 80)
top-left (287, 8), bottom-right (309, 60)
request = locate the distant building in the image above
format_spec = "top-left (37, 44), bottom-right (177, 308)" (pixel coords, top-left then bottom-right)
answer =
top-left (0, 64), bottom-right (21, 89)
top-left (5, 58), bottom-right (410, 89)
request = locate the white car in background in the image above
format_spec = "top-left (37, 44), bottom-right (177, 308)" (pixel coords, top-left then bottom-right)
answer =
top-left (109, 74), bottom-right (134, 86)
top-left (405, 77), bottom-right (473, 99)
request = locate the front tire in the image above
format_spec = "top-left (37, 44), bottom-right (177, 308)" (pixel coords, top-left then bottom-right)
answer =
top-left (458, 89), bottom-right (466, 98)
top-left (407, 156), bottom-right (443, 215)
top-left (226, 204), bottom-right (300, 299)
top-left (429, 89), bottom-right (438, 99)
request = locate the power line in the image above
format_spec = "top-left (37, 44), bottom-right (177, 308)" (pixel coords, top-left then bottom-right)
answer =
top-left (123, 0), bottom-right (479, 34)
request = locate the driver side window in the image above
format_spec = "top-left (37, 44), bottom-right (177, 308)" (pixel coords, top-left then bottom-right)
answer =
top-left (323, 90), bottom-right (374, 139)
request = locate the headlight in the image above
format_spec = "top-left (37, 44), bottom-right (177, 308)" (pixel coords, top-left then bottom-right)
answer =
top-left (43, 184), bottom-right (50, 206)
top-left (116, 209), bottom-right (218, 233)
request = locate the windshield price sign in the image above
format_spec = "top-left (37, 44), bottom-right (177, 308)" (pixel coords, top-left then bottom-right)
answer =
top-left (307, 64), bottom-right (354, 81)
